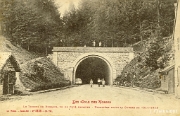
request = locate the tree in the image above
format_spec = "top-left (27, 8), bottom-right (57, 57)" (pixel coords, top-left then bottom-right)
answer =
top-left (145, 39), bottom-right (164, 70)
top-left (2, 0), bottom-right (63, 54)
top-left (62, 0), bottom-right (175, 47)
top-left (2, 0), bottom-right (176, 51)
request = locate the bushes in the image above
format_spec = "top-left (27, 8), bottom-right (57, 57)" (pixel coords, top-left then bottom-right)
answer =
top-left (134, 74), bottom-right (161, 89)
top-left (30, 81), bottom-right (70, 92)
top-left (142, 76), bottom-right (161, 89)
top-left (20, 57), bottom-right (68, 91)
top-left (14, 90), bottom-right (23, 95)
top-left (116, 71), bottom-right (161, 90)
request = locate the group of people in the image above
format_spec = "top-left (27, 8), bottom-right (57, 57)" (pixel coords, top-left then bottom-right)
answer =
top-left (90, 78), bottom-right (105, 87)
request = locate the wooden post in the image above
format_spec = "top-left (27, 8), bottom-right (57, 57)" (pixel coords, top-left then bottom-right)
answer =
top-left (7, 72), bottom-right (9, 94)
top-left (174, 1), bottom-right (180, 98)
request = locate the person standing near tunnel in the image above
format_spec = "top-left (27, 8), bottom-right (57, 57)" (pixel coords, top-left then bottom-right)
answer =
top-left (102, 78), bottom-right (105, 87)
top-left (90, 79), bottom-right (93, 87)
top-left (98, 78), bottom-right (101, 87)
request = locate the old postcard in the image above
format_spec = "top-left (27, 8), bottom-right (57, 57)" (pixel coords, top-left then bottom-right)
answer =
top-left (0, 0), bottom-right (180, 116)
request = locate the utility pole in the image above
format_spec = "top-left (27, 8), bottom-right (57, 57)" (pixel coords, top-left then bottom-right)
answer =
top-left (174, 0), bottom-right (180, 99)
top-left (27, 39), bottom-right (30, 51)
top-left (137, 9), bottom-right (143, 45)
top-left (157, 0), bottom-right (160, 28)
top-left (140, 21), bottom-right (142, 43)
top-left (112, 34), bottom-right (114, 47)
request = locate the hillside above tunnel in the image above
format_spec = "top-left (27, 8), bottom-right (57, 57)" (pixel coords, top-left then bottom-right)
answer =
top-left (118, 36), bottom-right (174, 89)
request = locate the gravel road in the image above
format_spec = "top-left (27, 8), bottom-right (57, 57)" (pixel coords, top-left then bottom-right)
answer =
top-left (0, 85), bottom-right (180, 116)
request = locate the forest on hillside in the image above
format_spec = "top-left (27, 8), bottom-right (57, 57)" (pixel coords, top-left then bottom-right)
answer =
top-left (1, 0), bottom-right (176, 54)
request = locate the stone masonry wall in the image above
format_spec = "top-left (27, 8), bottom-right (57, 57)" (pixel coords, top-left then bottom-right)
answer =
top-left (52, 47), bottom-right (134, 79)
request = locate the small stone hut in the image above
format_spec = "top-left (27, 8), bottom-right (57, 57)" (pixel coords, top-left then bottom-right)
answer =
top-left (159, 64), bottom-right (175, 94)
top-left (0, 52), bottom-right (21, 95)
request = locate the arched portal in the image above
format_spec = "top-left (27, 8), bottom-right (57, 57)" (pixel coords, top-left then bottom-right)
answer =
top-left (73, 54), bottom-right (114, 85)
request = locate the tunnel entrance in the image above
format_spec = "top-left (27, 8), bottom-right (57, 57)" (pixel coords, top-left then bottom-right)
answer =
top-left (75, 57), bottom-right (111, 85)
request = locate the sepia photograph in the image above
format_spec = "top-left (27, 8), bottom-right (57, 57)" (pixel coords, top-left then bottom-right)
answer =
top-left (0, 0), bottom-right (180, 116)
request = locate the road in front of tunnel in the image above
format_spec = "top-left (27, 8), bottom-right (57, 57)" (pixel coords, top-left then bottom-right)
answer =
top-left (1, 85), bottom-right (180, 116)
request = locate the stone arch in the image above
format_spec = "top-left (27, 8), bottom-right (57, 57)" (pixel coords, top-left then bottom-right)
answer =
top-left (72, 53), bottom-right (116, 85)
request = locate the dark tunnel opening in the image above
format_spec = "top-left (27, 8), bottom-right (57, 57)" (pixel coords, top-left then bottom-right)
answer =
top-left (75, 57), bottom-right (111, 85)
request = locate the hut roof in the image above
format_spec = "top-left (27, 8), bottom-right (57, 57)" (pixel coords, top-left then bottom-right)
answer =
top-left (159, 64), bottom-right (174, 75)
top-left (0, 52), bottom-right (21, 72)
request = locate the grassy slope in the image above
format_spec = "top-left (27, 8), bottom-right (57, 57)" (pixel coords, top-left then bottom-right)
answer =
top-left (0, 35), bottom-right (68, 91)
top-left (20, 57), bottom-right (69, 91)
